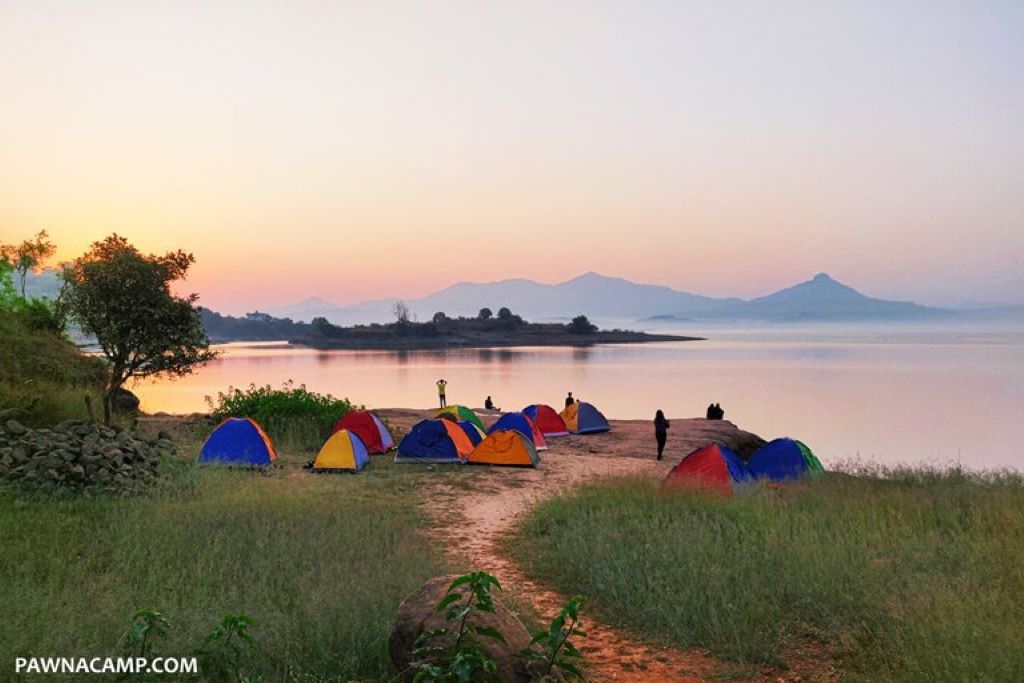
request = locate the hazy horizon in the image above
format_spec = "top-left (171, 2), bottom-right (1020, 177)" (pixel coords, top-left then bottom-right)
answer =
top-left (2, 1), bottom-right (1022, 312)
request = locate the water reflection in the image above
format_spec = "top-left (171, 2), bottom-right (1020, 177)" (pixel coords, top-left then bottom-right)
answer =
top-left (136, 327), bottom-right (1024, 470)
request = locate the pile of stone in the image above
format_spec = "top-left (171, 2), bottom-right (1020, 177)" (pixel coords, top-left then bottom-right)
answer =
top-left (0, 419), bottom-right (175, 494)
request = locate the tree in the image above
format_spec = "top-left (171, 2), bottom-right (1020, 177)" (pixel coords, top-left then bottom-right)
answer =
top-left (567, 315), bottom-right (597, 335)
top-left (432, 311), bottom-right (449, 325)
top-left (311, 316), bottom-right (334, 337)
top-left (478, 307), bottom-right (493, 320)
top-left (497, 307), bottom-right (512, 320)
top-left (1, 230), bottom-right (56, 298)
top-left (0, 258), bottom-right (17, 309)
top-left (393, 300), bottom-right (411, 324)
top-left (60, 234), bottom-right (217, 424)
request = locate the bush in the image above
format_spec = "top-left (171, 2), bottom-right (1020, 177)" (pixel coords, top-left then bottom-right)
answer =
top-left (206, 382), bottom-right (353, 451)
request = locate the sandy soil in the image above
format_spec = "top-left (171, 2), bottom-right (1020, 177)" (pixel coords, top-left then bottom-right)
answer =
top-left (379, 408), bottom-right (826, 682)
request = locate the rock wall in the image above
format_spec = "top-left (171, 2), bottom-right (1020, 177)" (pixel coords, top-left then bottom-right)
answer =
top-left (0, 419), bottom-right (174, 494)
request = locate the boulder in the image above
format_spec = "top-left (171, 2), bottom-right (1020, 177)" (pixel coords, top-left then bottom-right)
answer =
top-left (111, 388), bottom-right (141, 415)
top-left (390, 575), bottom-right (534, 682)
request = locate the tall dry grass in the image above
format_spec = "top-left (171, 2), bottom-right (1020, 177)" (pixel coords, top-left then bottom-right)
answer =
top-left (515, 465), bottom-right (1024, 681)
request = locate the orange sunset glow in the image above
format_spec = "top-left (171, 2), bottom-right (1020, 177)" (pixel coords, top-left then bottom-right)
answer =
top-left (1, 1), bottom-right (1022, 313)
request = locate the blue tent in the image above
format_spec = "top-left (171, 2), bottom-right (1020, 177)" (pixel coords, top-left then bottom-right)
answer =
top-left (395, 420), bottom-right (465, 464)
top-left (458, 420), bottom-right (485, 446)
top-left (198, 418), bottom-right (277, 467)
top-left (747, 438), bottom-right (824, 481)
top-left (573, 402), bottom-right (610, 434)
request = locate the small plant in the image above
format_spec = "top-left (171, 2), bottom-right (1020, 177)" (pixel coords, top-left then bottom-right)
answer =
top-left (523, 596), bottom-right (587, 681)
top-left (410, 572), bottom-right (507, 682)
top-left (120, 609), bottom-right (171, 658)
top-left (195, 613), bottom-right (257, 682)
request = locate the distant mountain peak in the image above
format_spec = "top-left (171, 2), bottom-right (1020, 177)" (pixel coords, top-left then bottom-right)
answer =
top-left (812, 272), bottom-right (834, 283)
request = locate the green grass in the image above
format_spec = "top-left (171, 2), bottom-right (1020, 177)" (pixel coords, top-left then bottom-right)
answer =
top-left (0, 308), bottom-right (106, 426)
top-left (0, 434), bottom-right (446, 681)
top-left (514, 467), bottom-right (1024, 681)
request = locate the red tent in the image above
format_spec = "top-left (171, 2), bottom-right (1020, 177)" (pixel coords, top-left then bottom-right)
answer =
top-left (331, 410), bottom-right (394, 454)
top-left (522, 404), bottom-right (569, 437)
top-left (661, 444), bottom-right (752, 495)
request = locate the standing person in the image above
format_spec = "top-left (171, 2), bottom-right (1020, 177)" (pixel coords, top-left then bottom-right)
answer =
top-left (654, 409), bottom-right (670, 460)
top-left (565, 391), bottom-right (575, 408)
top-left (436, 379), bottom-right (447, 408)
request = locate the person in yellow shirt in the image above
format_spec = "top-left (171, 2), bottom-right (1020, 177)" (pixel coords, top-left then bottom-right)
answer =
top-left (436, 379), bottom-right (447, 408)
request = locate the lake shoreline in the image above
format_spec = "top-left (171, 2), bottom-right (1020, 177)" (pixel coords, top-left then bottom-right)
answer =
top-left (284, 330), bottom-right (702, 350)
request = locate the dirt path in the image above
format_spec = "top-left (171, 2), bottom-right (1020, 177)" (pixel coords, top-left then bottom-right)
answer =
top-left (380, 409), bottom-right (771, 681)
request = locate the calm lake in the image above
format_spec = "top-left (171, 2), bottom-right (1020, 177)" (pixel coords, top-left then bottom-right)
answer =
top-left (135, 321), bottom-right (1024, 470)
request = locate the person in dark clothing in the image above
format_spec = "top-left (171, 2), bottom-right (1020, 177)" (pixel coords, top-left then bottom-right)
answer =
top-left (654, 409), bottom-right (670, 460)
top-left (484, 396), bottom-right (499, 411)
top-left (565, 392), bottom-right (575, 408)
top-left (706, 403), bottom-right (715, 419)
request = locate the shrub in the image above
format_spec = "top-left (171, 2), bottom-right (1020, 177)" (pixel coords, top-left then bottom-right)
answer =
top-left (206, 381), bottom-right (353, 451)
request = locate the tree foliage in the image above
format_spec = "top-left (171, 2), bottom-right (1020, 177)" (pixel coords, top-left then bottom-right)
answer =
top-left (1, 229), bottom-right (56, 297)
top-left (478, 307), bottom-right (493, 320)
top-left (567, 315), bottom-right (597, 335)
top-left (60, 234), bottom-right (216, 423)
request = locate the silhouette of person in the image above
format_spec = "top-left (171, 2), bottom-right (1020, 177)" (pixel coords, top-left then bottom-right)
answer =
top-left (715, 403), bottom-right (725, 420)
top-left (484, 396), bottom-right (498, 411)
top-left (706, 403), bottom-right (715, 419)
top-left (436, 379), bottom-right (447, 408)
top-left (565, 391), bottom-right (575, 408)
top-left (654, 409), bottom-right (670, 460)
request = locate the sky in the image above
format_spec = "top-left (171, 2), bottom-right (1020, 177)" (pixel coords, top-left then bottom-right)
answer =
top-left (1, 1), bottom-right (1022, 313)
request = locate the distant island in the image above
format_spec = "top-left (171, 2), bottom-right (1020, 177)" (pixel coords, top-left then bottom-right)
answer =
top-left (201, 307), bottom-right (700, 349)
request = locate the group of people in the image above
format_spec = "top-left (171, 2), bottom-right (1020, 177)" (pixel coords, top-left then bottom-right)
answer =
top-left (437, 378), bottom-right (724, 462)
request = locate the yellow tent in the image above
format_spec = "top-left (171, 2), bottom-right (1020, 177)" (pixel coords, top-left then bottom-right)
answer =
top-left (311, 429), bottom-right (370, 472)
top-left (468, 429), bottom-right (540, 467)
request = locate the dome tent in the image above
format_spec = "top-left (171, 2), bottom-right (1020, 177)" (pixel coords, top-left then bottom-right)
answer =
top-left (436, 405), bottom-right (486, 431)
top-left (311, 429), bottom-right (370, 472)
top-left (487, 412), bottom-right (547, 451)
top-left (395, 420), bottom-right (466, 464)
top-left (468, 429), bottom-right (540, 467)
top-left (458, 420), bottom-right (487, 447)
top-left (198, 418), bottom-right (277, 467)
top-left (522, 404), bottom-right (569, 437)
top-left (661, 444), bottom-right (751, 495)
top-left (747, 438), bottom-right (824, 481)
top-left (332, 410), bottom-right (394, 454)
top-left (559, 402), bottom-right (610, 434)
top-left (440, 419), bottom-right (475, 457)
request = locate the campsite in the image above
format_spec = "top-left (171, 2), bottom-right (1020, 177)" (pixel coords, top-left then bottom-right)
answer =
top-left (3, 2), bottom-right (1024, 679)
top-left (4, 384), bottom-right (1023, 681)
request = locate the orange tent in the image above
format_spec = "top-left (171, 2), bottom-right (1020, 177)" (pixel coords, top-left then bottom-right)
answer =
top-left (467, 429), bottom-right (540, 467)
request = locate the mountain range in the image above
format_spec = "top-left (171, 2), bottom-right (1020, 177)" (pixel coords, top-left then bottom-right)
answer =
top-left (268, 272), bottom-right (992, 325)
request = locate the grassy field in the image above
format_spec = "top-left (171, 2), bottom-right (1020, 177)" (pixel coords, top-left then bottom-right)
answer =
top-left (514, 466), bottom-right (1024, 681)
top-left (0, 309), bottom-right (106, 426)
top-left (0, 424), bottom-right (448, 681)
